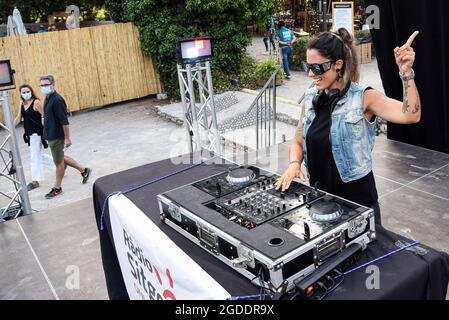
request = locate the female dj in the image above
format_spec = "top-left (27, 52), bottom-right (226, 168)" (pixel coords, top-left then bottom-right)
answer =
top-left (276, 28), bottom-right (421, 225)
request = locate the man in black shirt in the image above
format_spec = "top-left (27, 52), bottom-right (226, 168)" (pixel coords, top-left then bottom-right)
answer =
top-left (40, 75), bottom-right (91, 199)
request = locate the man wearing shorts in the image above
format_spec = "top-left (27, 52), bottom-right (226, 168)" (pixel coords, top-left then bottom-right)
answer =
top-left (40, 75), bottom-right (91, 199)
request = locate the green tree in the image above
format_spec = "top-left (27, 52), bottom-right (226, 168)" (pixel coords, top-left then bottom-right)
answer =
top-left (104, 0), bottom-right (128, 22)
top-left (125, 0), bottom-right (281, 97)
top-left (0, 0), bottom-right (106, 23)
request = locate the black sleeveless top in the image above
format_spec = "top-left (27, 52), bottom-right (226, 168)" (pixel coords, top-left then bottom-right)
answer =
top-left (305, 90), bottom-right (378, 207)
top-left (21, 99), bottom-right (43, 137)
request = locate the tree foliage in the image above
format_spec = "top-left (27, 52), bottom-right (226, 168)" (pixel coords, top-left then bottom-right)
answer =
top-left (104, 0), bottom-right (127, 22)
top-left (124, 0), bottom-right (281, 97)
top-left (0, 0), bottom-right (106, 23)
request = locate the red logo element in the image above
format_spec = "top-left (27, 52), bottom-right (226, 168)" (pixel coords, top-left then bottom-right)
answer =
top-left (154, 266), bottom-right (162, 286)
top-left (153, 266), bottom-right (176, 300)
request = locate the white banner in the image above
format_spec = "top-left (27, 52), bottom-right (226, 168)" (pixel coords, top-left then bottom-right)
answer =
top-left (109, 194), bottom-right (231, 300)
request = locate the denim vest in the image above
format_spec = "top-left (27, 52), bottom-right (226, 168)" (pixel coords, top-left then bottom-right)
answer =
top-left (303, 82), bottom-right (376, 183)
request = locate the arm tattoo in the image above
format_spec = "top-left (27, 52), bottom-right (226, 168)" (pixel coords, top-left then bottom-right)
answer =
top-left (412, 90), bottom-right (421, 114)
top-left (402, 80), bottom-right (421, 114)
top-left (402, 80), bottom-right (410, 114)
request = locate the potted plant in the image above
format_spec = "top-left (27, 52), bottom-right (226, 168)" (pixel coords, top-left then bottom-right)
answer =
top-left (255, 58), bottom-right (284, 87)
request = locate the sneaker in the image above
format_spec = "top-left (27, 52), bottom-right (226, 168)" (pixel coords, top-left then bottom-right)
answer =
top-left (45, 187), bottom-right (63, 199)
top-left (286, 75), bottom-right (292, 80)
top-left (27, 182), bottom-right (39, 191)
top-left (81, 168), bottom-right (92, 184)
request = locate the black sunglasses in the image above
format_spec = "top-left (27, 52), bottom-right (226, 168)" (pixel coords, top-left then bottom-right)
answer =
top-left (302, 61), bottom-right (336, 75)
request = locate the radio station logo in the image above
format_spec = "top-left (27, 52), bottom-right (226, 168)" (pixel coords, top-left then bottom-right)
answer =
top-left (123, 228), bottom-right (177, 300)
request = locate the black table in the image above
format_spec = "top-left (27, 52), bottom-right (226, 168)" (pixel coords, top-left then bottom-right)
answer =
top-left (93, 156), bottom-right (449, 300)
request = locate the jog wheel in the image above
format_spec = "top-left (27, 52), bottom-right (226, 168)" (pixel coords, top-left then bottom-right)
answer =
top-left (226, 168), bottom-right (256, 187)
top-left (309, 201), bottom-right (343, 223)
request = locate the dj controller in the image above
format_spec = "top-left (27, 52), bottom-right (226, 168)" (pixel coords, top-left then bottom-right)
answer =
top-left (158, 164), bottom-right (376, 293)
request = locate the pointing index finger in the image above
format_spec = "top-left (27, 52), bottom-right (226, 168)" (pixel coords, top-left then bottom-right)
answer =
top-left (400, 31), bottom-right (419, 49)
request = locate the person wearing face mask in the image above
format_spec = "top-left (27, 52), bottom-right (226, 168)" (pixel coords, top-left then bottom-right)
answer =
top-left (14, 84), bottom-right (55, 191)
top-left (276, 28), bottom-right (421, 225)
top-left (39, 75), bottom-right (91, 199)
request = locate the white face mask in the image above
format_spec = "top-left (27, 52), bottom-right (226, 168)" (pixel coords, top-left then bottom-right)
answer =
top-left (41, 85), bottom-right (53, 95)
top-left (21, 92), bottom-right (32, 100)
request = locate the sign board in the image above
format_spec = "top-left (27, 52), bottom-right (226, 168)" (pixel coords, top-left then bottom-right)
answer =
top-left (109, 194), bottom-right (230, 300)
top-left (332, 2), bottom-right (354, 34)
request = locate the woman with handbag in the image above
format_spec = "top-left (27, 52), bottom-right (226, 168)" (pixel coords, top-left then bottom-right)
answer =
top-left (14, 84), bottom-right (55, 191)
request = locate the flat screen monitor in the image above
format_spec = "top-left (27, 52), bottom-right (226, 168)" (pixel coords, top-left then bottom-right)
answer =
top-left (176, 37), bottom-right (213, 64)
top-left (0, 60), bottom-right (15, 90)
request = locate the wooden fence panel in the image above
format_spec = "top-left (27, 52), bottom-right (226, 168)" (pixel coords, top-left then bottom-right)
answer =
top-left (89, 24), bottom-right (114, 106)
top-left (0, 23), bottom-right (161, 122)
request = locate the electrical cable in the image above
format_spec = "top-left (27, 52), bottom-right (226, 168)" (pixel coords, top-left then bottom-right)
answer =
top-left (334, 241), bottom-right (420, 280)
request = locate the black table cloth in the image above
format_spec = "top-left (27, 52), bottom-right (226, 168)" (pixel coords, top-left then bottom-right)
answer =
top-left (93, 156), bottom-right (449, 300)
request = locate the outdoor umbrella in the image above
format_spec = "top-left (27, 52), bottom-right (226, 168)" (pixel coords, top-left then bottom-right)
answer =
top-left (6, 15), bottom-right (18, 36)
top-left (12, 7), bottom-right (27, 35)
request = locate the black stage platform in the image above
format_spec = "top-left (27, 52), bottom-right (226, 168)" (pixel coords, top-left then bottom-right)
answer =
top-left (1, 137), bottom-right (449, 299)
top-left (93, 148), bottom-right (449, 300)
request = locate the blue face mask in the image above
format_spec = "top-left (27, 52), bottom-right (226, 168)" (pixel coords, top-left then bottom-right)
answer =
top-left (41, 85), bottom-right (53, 95)
top-left (21, 92), bottom-right (32, 101)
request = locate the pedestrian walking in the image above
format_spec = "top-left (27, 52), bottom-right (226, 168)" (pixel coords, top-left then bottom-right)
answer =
top-left (39, 75), bottom-right (91, 199)
top-left (14, 84), bottom-right (55, 191)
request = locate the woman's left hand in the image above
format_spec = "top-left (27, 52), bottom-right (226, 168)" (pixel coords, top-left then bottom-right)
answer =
top-left (394, 31), bottom-right (419, 74)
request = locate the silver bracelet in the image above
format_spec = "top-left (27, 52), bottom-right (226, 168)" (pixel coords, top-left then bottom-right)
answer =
top-left (399, 69), bottom-right (415, 81)
top-left (289, 160), bottom-right (301, 166)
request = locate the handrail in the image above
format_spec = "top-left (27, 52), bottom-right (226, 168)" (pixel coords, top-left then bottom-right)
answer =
top-left (247, 65), bottom-right (282, 150)
top-left (247, 65), bottom-right (282, 114)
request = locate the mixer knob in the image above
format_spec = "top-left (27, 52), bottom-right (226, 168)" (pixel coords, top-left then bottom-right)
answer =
top-left (227, 200), bottom-right (232, 205)
top-left (302, 194), bottom-right (307, 203)
top-left (257, 208), bottom-right (262, 214)
top-left (280, 193), bottom-right (285, 199)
